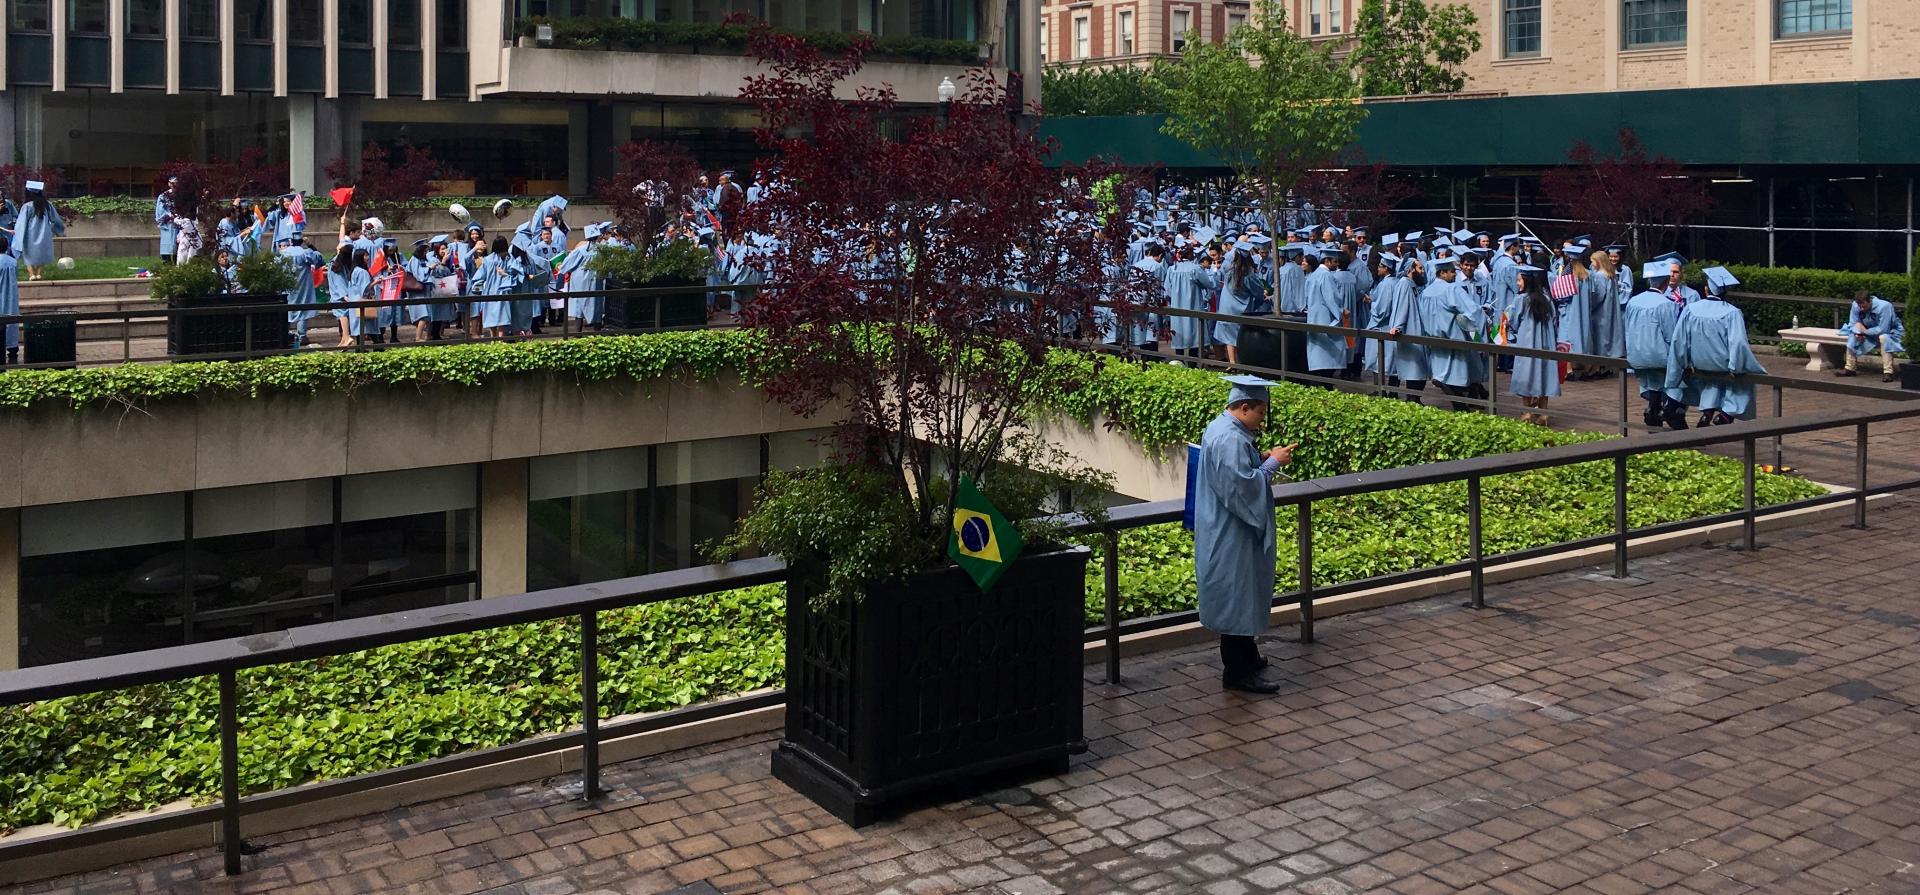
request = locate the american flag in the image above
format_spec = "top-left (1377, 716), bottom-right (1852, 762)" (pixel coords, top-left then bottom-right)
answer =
top-left (288, 191), bottom-right (307, 227)
top-left (1550, 272), bottom-right (1578, 299)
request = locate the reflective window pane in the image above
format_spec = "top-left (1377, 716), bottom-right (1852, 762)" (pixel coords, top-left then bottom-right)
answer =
top-left (19, 495), bottom-right (186, 666)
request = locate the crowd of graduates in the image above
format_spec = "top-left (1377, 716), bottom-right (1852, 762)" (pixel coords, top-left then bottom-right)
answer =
top-left (1107, 187), bottom-right (1907, 429)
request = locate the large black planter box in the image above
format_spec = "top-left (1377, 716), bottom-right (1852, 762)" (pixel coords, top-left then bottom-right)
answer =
top-left (601, 277), bottom-right (705, 331)
top-left (24, 318), bottom-right (77, 368)
top-left (167, 293), bottom-right (290, 358)
top-left (1901, 362), bottom-right (1920, 391)
top-left (773, 546), bottom-right (1091, 827)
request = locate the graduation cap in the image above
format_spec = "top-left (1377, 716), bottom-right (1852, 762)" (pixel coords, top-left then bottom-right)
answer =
top-left (1223, 374), bottom-right (1279, 406)
top-left (1244, 233), bottom-right (1273, 246)
top-left (584, 223), bottom-right (603, 240)
top-left (24, 180), bottom-right (44, 192)
top-left (1499, 232), bottom-right (1523, 244)
top-left (1703, 266), bottom-right (1740, 292)
top-left (1404, 230), bottom-right (1425, 243)
top-left (1513, 264), bottom-right (1545, 274)
top-left (1277, 243), bottom-right (1305, 257)
top-left (1642, 260), bottom-right (1669, 279)
top-left (1652, 251), bottom-right (1688, 265)
top-left (1431, 258), bottom-right (1459, 272)
top-left (1571, 234), bottom-right (1592, 246)
top-left (1451, 228), bottom-right (1474, 242)
top-left (428, 234), bottom-right (449, 246)
top-left (411, 237), bottom-right (431, 250)
top-left (1377, 251), bottom-right (1402, 267)
top-left (1603, 244), bottom-right (1628, 253)
top-left (465, 220), bottom-right (485, 233)
top-left (1561, 245), bottom-right (1586, 257)
top-left (509, 233), bottom-right (534, 253)
top-left (1381, 233), bottom-right (1400, 246)
top-left (379, 237), bottom-right (397, 248)
top-left (1299, 245), bottom-right (1322, 260)
top-left (1351, 225), bottom-right (1369, 235)
top-left (1193, 226), bottom-right (1218, 244)
top-left (1523, 236), bottom-right (1546, 247)
top-left (1433, 234), bottom-right (1454, 247)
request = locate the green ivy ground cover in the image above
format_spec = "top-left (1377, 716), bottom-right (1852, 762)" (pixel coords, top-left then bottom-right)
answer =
top-left (0, 334), bottom-right (1824, 832)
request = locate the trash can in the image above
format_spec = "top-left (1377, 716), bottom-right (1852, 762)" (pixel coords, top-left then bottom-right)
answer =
top-left (24, 318), bottom-right (78, 369)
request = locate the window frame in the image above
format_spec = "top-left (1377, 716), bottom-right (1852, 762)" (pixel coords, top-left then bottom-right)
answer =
top-left (1621, 0), bottom-right (1687, 50)
top-left (1501, 0), bottom-right (1542, 58)
top-left (1116, 8), bottom-right (1132, 55)
top-left (1072, 13), bottom-right (1089, 59)
top-left (1039, 17), bottom-right (1047, 60)
top-left (1774, 0), bottom-right (1851, 38)
top-left (1171, 7), bottom-right (1190, 52)
top-left (10, 0), bottom-right (53, 32)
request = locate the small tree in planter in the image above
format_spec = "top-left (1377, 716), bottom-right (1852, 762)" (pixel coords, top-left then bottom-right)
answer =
top-left (586, 238), bottom-right (716, 329)
top-left (712, 25), bottom-right (1148, 825)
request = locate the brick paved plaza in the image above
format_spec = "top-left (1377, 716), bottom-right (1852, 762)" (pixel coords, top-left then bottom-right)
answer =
top-left (19, 488), bottom-right (1920, 895)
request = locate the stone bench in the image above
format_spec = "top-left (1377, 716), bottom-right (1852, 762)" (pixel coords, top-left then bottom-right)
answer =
top-left (1777, 326), bottom-right (1848, 371)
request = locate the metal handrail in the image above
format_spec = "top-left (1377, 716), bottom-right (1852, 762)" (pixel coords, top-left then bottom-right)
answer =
top-left (3, 384), bottom-right (1919, 877)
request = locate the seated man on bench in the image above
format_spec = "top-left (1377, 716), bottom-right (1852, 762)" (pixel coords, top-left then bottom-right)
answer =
top-left (1837, 290), bottom-right (1905, 382)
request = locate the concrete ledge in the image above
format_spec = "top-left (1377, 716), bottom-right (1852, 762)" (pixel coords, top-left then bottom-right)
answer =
top-left (0, 492), bottom-right (1871, 884)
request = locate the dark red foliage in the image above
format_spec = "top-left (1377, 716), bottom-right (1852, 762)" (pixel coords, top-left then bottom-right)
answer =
top-left (596, 140), bottom-right (708, 241)
top-left (1296, 159), bottom-right (1415, 235)
top-left (1541, 128), bottom-right (1712, 253)
top-left (203, 146), bottom-right (289, 203)
top-left (324, 142), bottom-right (460, 227)
top-left (0, 165), bottom-right (63, 203)
top-left (736, 23), bottom-right (1151, 534)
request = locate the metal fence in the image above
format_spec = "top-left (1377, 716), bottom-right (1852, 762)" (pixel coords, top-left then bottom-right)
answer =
top-left (2, 340), bottom-right (1919, 878)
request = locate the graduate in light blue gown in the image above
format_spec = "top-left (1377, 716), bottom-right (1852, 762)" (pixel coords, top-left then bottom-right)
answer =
top-left (510, 236), bottom-right (545, 335)
top-left (1585, 249), bottom-right (1626, 363)
top-left (1303, 250), bottom-right (1347, 377)
top-left (1128, 245), bottom-right (1168, 348)
top-left (1388, 255), bottom-right (1431, 402)
top-left (155, 178), bottom-right (179, 264)
top-left (1506, 266), bottom-right (1561, 424)
top-left (403, 237), bottom-right (445, 336)
top-left (0, 237), bottom-right (18, 361)
top-left (1163, 246), bottom-right (1217, 357)
top-left (525, 227), bottom-right (565, 329)
top-left (1274, 244), bottom-right (1308, 315)
top-left (1624, 260), bottom-right (1689, 429)
top-left (1652, 252), bottom-right (1701, 308)
top-left (475, 236), bottom-right (521, 335)
top-left (323, 244), bottom-right (372, 347)
top-left (1666, 267), bottom-right (1767, 425)
top-left (1195, 374), bottom-right (1295, 694)
top-left (1551, 246), bottom-right (1591, 360)
top-left (1362, 251), bottom-right (1411, 387)
top-left (1213, 240), bottom-right (1269, 367)
top-left (11, 182), bottom-right (64, 279)
top-left (1837, 290), bottom-right (1906, 381)
top-left (1415, 258), bottom-right (1485, 410)
top-left (517, 195), bottom-right (569, 245)
top-left (278, 235), bottom-right (327, 346)
top-left (558, 224), bottom-right (604, 327)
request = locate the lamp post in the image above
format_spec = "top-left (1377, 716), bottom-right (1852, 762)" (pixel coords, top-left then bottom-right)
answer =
top-left (937, 76), bottom-right (957, 125)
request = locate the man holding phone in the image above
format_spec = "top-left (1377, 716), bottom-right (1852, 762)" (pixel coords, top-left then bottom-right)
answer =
top-left (1195, 375), bottom-right (1297, 694)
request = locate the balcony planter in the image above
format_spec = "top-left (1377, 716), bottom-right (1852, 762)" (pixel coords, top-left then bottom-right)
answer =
top-left (773, 546), bottom-right (1091, 827)
top-left (1900, 362), bottom-right (1920, 391)
top-left (600, 277), bottom-right (706, 331)
top-left (167, 294), bottom-right (291, 358)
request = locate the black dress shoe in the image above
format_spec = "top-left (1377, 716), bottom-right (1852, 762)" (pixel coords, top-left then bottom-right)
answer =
top-left (1643, 411), bottom-right (1664, 428)
top-left (1224, 674), bottom-right (1281, 695)
top-left (1664, 411), bottom-right (1689, 431)
top-left (1835, 369), bottom-right (1858, 377)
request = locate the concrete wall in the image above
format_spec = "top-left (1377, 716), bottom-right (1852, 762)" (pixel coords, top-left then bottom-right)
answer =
top-left (489, 46), bottom-right (987, 105)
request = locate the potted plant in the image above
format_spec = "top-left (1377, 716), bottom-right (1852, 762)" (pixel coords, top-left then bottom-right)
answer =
top-left (587, 238), bottom-right (714, 330)
top-left (149, 257), bottom-right (239, 357)
top-left (707, 27), bottom-right (1153, 826)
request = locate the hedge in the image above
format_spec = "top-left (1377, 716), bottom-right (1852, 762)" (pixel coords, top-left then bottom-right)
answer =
top-left (1680, 261), bottom-right (1909, 343)
top-left (0, 335), bottom-right (1823, 832)
top-left (515, 16), bottom-right (981, 65)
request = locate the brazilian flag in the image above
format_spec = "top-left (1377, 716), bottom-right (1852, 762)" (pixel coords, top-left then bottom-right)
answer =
top-left (948, 475), bottom-right (1024, 592)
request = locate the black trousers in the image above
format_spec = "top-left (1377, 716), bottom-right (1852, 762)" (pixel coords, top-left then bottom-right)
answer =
top-left (1220, 634), bottom-right (1263, 680)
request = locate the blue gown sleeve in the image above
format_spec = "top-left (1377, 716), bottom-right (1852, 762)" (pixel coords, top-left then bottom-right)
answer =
top-left (1203, 435), bottom-right (1272, 532)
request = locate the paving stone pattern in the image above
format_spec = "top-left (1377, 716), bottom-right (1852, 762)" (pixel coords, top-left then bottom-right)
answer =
top-left (18, 498), bottom-right (1920, 895)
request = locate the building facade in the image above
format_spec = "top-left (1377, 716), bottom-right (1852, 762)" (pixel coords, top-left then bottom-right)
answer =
top-left (1, 0), bottom-right (1037, 196)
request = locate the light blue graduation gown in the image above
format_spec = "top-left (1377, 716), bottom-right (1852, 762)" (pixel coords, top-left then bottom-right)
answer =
top-left (1390, 275), bottom-right (1431, 383)
top-left (1127, 258), bottom-right (1165, 345)
top-left (1841, 297), bottom-right (1905, 355)
top-left (12, 203), bottom-right (64, 266)
top-left (1212, 269), bottom-right (1267, 346)
top-left (1585, 271), bottom-right (1624, 357)
top-left (1363, 276), bottom-right (1414, 375)
top-left (0, 253), bottom-right (17, 349)
top-left (1163, 260), bottom-right (1215, 351)
top-left (1486, 254), bottom-right (1517, 326)
top-left (155, 192), bottom-right (177, 256)
top-left (1332, 268), bottom-right (1360, 335)
top-left (1275, 260), bottom-right (1306, 314)
top-left (558, 242), bottom-right (602, 324)
top-left (1417, 279), bottom-right (1481, 388)
top-left (280, 245), bottom-right (326, 332)
top-left (1624, 291), bottom-right (1684, 400)
top-left (475, 255), bottom-right (522, 329)
top-left (1666, 300), bottom-right (1767, 417)
top-left (1508, 297), bottom-right (1561, 399)
top-left (512, 256), bottom-right (544, 331)
top-left (1303, 267), bottom-right (1346, 371)
top-left (1194, 411), bottom-right (1277, 638)
top-left (403, 257), bottom-right (441, 323)
top-left (1553, 278), bottom-right (1590, 357)
top-left (325, 267), bottom-right (371, 336)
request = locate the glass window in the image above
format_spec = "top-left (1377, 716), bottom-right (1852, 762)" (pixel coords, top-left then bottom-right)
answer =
top-left (391, 0), bottom-right (421, 46)
top-left (1117, 9), bottom-right (1132, 54)
top-left (437, 0), bottom-right (464, 47)
top-left (188, 480), bottom-right (336, 642)
top-left (528, 448), bottom-right (652, 590)
top-left (13, 0), bottom-right (52, 30)
top-left (338, 0), bottom-right (370, 45)
top-left (1623, 0), bottom-right (1685, 48)
top-left (1226, 11), bottom-right (1245, 33)
top-left (288, 0), bottom-right (322, 44)
top-left (126, 0), bottom-right (164, 35)
top-left (768, 430), bottom-right (836, 472)
top-left (1777, 0), bottom-right (1849, 36)
top-left (338, 467), bottom-right (476, 618)
top-left (183, 0), bottom-right (218, 38)
top-left (1039, 18), bottom-right (1046, 60)
top-left (1327, 0), bottom-right (1342, 33)
top-left (1503, 0), bottom-right (1540, 57)
top-left (652, 437), bottom-right (762, 572)
top-left (1171, 8), bottom-right (1189, 51)
top-left (240, 0), bottom-right (270, 40)
top-left (70, 0), bottom-right (109, 33)
top-left (1072, 15), bottom-right (1088, 58)
top-left (20, 495), bottom-right (186, 667)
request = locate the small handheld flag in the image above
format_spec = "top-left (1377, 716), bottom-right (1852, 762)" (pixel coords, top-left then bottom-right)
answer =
top-left (329, 186), bottom-right (355, 208)
top-left (288, 191), bottom-right (307, 226)
top-left (948, 475), bottom-right (1023, 593)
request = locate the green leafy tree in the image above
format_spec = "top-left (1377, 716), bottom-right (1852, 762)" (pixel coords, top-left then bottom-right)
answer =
top-left (1157, 0), bottom-right (1367, 231)
top-left (1040, 64), bottom-right (1169, 116)
top-left (1347, 0), bottom-right (1482, 96)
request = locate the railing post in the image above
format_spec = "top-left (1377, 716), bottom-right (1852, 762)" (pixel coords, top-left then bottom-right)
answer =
top-left (1297, 502), bottom-right (1314, 644)
top-left (218, 668), bottom-right (243, 876)
top-left (1279, 323), bottom-right (1290, 384)
top-left (1103, 529), bottom-right (1121, 685)
top-left (1772, 384), bottom-right (1784, 470)
top-left (580, 611), bottom-right (601, 802)
top-left (1855, 422), bottom-right (1869, 529)
top-left (1467, 476), bottom-right (1485, 609)
top-left (1618, 370), bottom-right (1630, 437)
top-left (1742, 438), bottom-right (1757, 552)
top-left (123, 312), bottom-right (133, 364)
top-left (1613, 454), bottom-right (1629, 578)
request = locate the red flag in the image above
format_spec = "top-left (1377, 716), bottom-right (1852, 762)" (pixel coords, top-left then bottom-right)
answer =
top-left (289, 191), bottom-right (307, 226)
top-left (329, 186), bottom-right (355, 208)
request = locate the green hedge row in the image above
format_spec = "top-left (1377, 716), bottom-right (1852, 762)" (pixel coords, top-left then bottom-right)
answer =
top-left (1679, 261), bottom-right (1909, 343)
top-left (515, 16), bottom-right (981, 64)
top-left (0, 335), bottom-right (1823, 832)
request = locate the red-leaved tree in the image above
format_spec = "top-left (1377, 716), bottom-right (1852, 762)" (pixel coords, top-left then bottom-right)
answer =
top-left (596, 140), bottom-right (707, 242)
top-left (205, 146), bottom-right (289, 203)
top-left (324, 142), bottom-right (460, 228)
top-left (0, 165), bottom-right (63, 204)
top-left (1296, 158), bottom-right (1416, 236)
top-left (737, 26), bottom-right (1152, 536)
top-left (1540, 128), bottom-right (1711, 256)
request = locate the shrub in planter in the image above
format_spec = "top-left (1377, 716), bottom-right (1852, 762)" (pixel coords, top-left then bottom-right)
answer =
top-left (709, 28), bottom-right (1156, 825)
top-left (151, 256), bottom-right (288, 357)
top-left (588, 234), bottom-right (715, 330)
